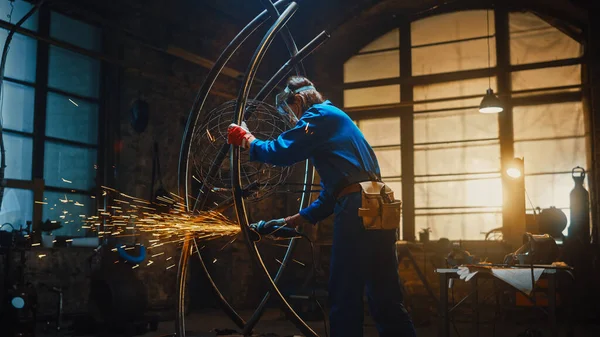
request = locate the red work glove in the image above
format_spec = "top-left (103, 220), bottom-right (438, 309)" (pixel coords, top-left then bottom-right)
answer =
top-left (227, 123), bottom-right (256, 149)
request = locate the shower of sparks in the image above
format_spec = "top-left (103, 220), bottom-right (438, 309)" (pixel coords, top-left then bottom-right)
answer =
top-left (79, 186), bottom-right (240, 255)
top-left (292, 259), bottom-right (305, 267)
top-left (35, 201), bottom-right (48, 204)
top-left (68, 99), bottom-right (79, 107)
top-left (61, 178), bottom-right (73, 184)
top-left (33, 185), bottom-right (241, 269)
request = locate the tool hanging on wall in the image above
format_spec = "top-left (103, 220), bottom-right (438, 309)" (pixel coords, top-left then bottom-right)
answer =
top-left (150, 142), bottom-right (173, 213)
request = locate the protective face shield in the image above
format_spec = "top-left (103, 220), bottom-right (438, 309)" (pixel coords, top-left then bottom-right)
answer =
top-left (275, 85), bottom-right (315, 127)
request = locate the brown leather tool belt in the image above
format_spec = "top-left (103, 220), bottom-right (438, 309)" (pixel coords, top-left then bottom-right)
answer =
top-left (335, 182), bottom-right (365, 199)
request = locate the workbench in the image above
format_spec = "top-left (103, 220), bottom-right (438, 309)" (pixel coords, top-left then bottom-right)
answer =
top-left (436, 267), bottom-right (574, 337)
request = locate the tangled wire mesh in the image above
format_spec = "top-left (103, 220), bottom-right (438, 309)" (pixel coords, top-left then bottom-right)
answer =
top-left (190, 99), bottom-right (293, 202)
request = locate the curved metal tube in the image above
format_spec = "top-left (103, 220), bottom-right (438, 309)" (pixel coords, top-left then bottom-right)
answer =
top-left (177, 0), bottom-right (291, 213)
top-left (191, 238), bottom-right (246, 328)
top-left (175, 235), bottom-right (192, 336)
top-left (242, 20), bottom-right (329, 337)
top-left (231, 2), bottom-right (318, 337)
top-left (259, 0), bottom-right (305, 75)
top-left (176, 2), bottom-right (291, 333)
top-left (243, 1), bottom-right (306, 333)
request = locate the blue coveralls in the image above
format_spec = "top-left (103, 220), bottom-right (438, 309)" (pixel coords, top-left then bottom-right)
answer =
top-left (250, 100), bottom-right (416, 337)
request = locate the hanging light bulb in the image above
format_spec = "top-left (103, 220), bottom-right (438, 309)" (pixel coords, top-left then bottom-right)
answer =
top-left (479, 88), bottom-right (503, 113)
top-left (479, 8), bottom-right (503, 114)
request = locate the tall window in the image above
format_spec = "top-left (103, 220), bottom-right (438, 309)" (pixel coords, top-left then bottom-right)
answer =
top-left (343, 29), bottom-right (403, 228)
top-left (509, 12), bottom-right (585, 230)
top-left (0, 1), bottom-right (102, 236)
top-left (342, 10), bottom-right (587, 240)
top-left (411, 12), bottom-right (501, 240)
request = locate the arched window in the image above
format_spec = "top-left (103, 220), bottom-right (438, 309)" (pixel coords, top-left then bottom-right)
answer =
top-left (342, 10), bottom-right (587, 240)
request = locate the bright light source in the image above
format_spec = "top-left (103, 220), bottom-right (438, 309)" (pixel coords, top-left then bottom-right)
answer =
top-left (505, 157), bottom-right (524, 179)
top-left (506, 168), bottom-right (522, 178)
top-left (11, 296), bottom-right (25, 309)
top-left (479, 88), bottom-right (503, 114)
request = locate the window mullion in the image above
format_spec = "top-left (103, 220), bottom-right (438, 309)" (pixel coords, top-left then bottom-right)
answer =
top-left (31, 6), bottom-right (50, 228)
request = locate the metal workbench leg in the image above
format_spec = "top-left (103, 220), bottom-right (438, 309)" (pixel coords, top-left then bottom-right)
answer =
top-left (472, 277), bottom-right (479, 337)
top-left (548, 273), bottom-right (557, 337)
top-left (439, 273), bottom-right (449, 337)
top-left (567, 273), bottom-right (574, 337)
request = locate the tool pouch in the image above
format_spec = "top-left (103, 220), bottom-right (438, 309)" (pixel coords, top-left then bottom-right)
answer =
top-left (357, 181), bottom-right (402, 230)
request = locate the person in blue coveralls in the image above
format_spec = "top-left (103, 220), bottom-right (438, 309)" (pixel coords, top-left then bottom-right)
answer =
top-left (227, 76), bottom-right (416, 337)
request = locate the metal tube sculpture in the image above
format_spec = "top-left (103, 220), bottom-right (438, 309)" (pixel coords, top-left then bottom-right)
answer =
top-left (176, 1), bottom-right (329, 336)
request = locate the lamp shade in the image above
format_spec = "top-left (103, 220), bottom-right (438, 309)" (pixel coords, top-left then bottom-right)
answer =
top-left (479, 88), bottom-right (503, 113)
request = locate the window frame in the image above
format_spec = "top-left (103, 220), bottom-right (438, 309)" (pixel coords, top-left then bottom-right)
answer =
top-left (340, 9), bottom-right (588, 241)
top-left (2, 4), bottom-right (105, 235)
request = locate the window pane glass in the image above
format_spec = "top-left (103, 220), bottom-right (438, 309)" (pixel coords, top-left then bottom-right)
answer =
top-left (515, 138), bottom-right (586, 174)
top-left (48, 46), bottom-right (100, 98)
top-left (0, 31), bottom-right (37, 82)
top-left (0, 0), bottom-right (38, 31)
top-left (4, 133), bottom-right (32, 180)
top-left (416, 212), bottom-right (501, 240)
top-left (44, 142), bottom-right (97, 190)
top-left (415, 178), bottom-right (502, 208)
top-left (343, 85), bottom-right (400, 108)
top-left (360, 28), bottom-right (399, 53)
top-left (50, 12), bottom-right (101, 51)
top-left (344, 50), bottom-right (399, 83)
top-left (524, 174), bottom-right (583, 211)
top-left (411, 10), bottom-right (494, 46)
top-left (0, 188), bottom-right (33, 230)
top-left (415, 142), bottom-right (500, 176)
top-left (412, 38), bottom-right (496, 76)
top-left (359, 117), bottom-right (401, 146)
top-left (2, 81), bottom-right (34, 132)
top-left (510, 12), bottom-right (582, 65)
top-left (415, 109), bottom-right (498, 144)
top-left (513, 103), bottom-right (585, 141)
top-left (374, 147), bottom-right (401, 178)
top-left (512, 65), bottom-right (581, 92)
top-left (414, 77), bottom-right (497, 111)
top-left (46, 92), bottom-right (98, 144)
top-left (386, 181), bottom-right (402, 200)
top-left (42, 191), bottom-right (95, 237)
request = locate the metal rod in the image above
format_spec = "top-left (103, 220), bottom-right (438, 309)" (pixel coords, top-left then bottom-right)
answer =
top-left (191, 237), bottom-right (246, 328)
top-left (254, 30), bottom-right (330, 102)
top-left (178, 0), bottom-right (291, 212)
top-left (259, 0), bottom-right (305, 75)
top-left (231, 3), bottom-right (318, 336)
top-left (175, 235), bottom-right (192, 336)
top-left (243, 17), bottom-right (328, 337)
top-left (176, 1), bottom-right (292, 334)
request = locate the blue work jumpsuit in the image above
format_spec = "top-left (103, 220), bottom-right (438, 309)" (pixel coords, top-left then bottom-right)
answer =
top-left (250, 100), bottom-right (416, 337)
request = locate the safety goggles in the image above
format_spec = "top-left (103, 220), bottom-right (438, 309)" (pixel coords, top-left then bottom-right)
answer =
top-left (275, 85), bottom-right (315, 127)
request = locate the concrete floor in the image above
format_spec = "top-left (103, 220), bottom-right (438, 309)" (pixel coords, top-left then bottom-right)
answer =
top-left (32, 307), bottom-right (600, 337)
top-left (143, 308), bottom-right (434, 337)
top-left (136, 308), bottom-right (598, 337)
